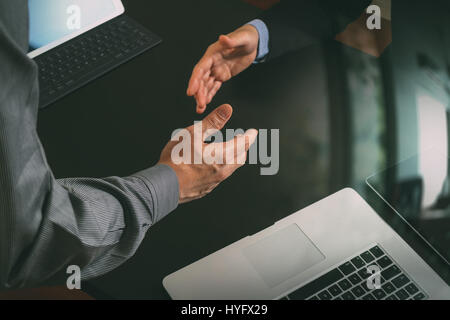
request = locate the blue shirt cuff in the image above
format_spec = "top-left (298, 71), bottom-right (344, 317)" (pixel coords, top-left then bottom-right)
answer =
top-left (247, 19), bottom-right (269, 63)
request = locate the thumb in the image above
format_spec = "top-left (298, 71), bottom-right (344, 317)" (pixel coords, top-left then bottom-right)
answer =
top-left (218, 35), bottom-right (236, 49)
top-left (219, 32), bottom-right (248, 49)
top-left (202, 104), bottom-right (233, 133)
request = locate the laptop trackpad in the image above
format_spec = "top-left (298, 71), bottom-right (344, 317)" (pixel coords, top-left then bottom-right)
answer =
top-left (243, 224), bottom-right (325, 288)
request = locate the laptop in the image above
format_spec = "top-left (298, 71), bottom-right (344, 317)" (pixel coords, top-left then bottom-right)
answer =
top-left (28, 0), bottom-right (162, 108)
top-left (163, 180), bottom-right (450, 299)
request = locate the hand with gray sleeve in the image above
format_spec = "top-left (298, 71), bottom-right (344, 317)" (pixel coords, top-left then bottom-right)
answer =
top-left (0, 0), bottom-right (257, 289)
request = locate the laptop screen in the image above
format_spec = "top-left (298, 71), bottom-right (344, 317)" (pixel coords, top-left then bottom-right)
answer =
top-left (28, 0), bottom-right (124, 57)
top-left (367, 148), bottom-right (450, 265)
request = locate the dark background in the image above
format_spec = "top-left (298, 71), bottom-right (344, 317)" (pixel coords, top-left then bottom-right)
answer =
top-left (36, 0), bottom-right (450, 299)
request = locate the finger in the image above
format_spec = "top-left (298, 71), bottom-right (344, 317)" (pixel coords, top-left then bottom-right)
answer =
top-left (221, 133), bottom-right (244, 165)
top-left (203, 80), bottom-right (215, 107)
top-left (223, 129), bottom-right (258, 164)
top-left (197, 81), bottom-right (208, 112)
top-left (197, 105), bottom-right (208, 114)
top-left (202, 104), bottom-right (233, 133)
top-left (195, 90), bottom-right (210, 113)
top-left (196, 103), bottom-right (206, 114)
top-left (212, 64), bottom-right (232, 82)
top-left (243, 129), bottom-right (259, 151)
top-left (237, 129), bottom-right (258, 165)
top-left (207, 81), bottom-right (222, 104)
top-left (188, 61), bottom-right (210, 96)
top-left (196, 94), bottom-right (207, 114)
top-left (196, 103), bottom-right (205, 114)
top-left (195, 95), bottom-right (204, 114)
top-left (205, 76), bottom-right (215, 94)
top-left (187, 77), bottom-right (199, 97)
top-left (196, 74), bottom-right (214, 113)
top-left (202, 69), bottom-right (211, 82)
top-left (196, 80), bottom-right (205, 107)
top-left (187, 58), bottom-right (212, 96)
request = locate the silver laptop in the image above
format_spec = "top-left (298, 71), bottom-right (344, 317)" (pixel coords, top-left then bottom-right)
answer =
top-left (163, 177), bottom-right (450, 299)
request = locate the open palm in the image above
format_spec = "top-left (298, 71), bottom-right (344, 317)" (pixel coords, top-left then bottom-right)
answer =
top-left (187, 25), bottom-right (259, 114)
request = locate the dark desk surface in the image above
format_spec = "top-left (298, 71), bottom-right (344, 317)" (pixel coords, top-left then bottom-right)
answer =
top-left (37, 0), bottom-right (449, 299)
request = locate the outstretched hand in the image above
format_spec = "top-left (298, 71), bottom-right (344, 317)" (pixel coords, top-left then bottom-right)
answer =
top-left (159, 104), bottom-right (258, 203)
top-left (187, 25), bottom-right (259, 114)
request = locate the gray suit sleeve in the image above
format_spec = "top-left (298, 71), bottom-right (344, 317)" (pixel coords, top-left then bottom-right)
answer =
top-left (0, 2), bottom-right (179, 289)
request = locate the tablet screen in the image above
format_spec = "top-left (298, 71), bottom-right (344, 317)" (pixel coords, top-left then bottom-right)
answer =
top-left (28, 0), bottom-right (123, 57)
top-left (367, 150), bottom-right (450, 265)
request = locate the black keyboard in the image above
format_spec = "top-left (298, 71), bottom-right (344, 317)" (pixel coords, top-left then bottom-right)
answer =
top-left (34, 15), bottom-right (162, 108)
top-left (281, 245), bottom-right (427, 300)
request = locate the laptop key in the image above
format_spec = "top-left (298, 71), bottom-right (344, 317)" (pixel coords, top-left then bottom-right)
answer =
top-left (338, 262), bottom-right (356, 275)
top-left (351, 256), bottom-right (365, 269)
top-left (369, 246), bottom-right (384, 258)
top-left (357, 268), bottom-right (371, 280)
top-left (360, 251), bottom-right (375, 263)
top-left (362, 293), bottom-right (376, 300)
top-left (372, 289), bottom-right (387, 299)
top-left (405, 283), bottom-right (419, 295)
top-left (381, 265), bottom-right (401, 280)
top-left (413, 293), bottom-right (426, 300)
top-left (341, 291), bottom-right (356, 300)
top-left (338, 279), bottom-right (352, 291)
top-left (377, 256), bottom-right (393, 268)
top-left (351, 285), bottom-right (366, 298)
top-left (348, 273), bottom-right (362, 285)
top-left (328, 284), bottom-right (343, 297)
top-left (317, 290), bottom-right (333, 300)
top-left (392, 274), bottom-right (410, 288)
top-left (289, 268), bottom-right (344, 300)
top-left (381, 282), bottom-right (396, 294)
top-left (395, 289), bottom-right (409, 300)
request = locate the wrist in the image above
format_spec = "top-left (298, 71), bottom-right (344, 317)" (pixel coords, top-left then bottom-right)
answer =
top-left (246, 19), bottom-right (269, 63)
top-left (242, 24), bottom-right (260, 46)
top-left (158, 161), bottom-right (188, 202)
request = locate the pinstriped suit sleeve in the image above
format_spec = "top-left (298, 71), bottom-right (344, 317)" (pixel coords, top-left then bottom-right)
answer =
top-left (0, 0), bottom-right (178, 289)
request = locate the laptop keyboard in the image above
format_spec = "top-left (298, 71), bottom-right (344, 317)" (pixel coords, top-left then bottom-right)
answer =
top-left (281, 245), bottom-right (427, 300)
top-left (34, 15), bottom-right (162, 108)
